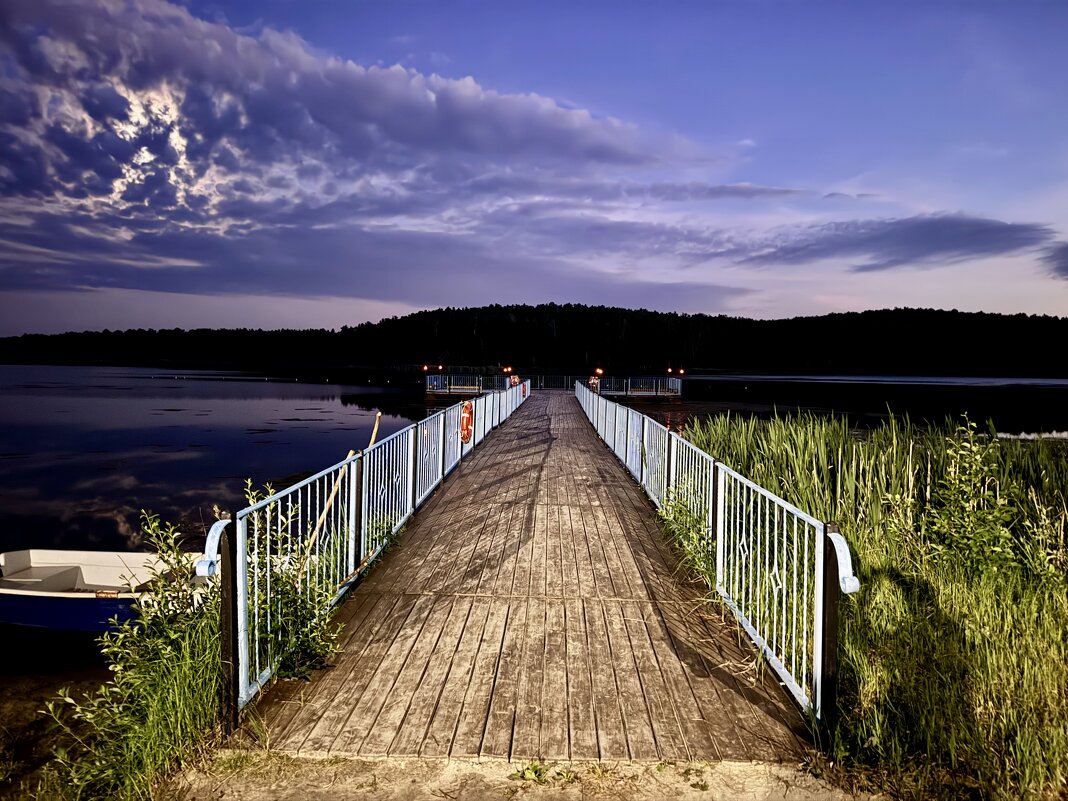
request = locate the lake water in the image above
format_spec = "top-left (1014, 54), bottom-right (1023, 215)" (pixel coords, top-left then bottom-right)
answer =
top-left (3, 364), bottom-right (1068, 556)
top-left (0, 365), bottom-right (427, 554)
top-left (626, 373), bottom-right (1068, 436)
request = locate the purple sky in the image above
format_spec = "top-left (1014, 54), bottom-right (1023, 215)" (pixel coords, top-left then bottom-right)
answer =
top-left (1, 0), bottom-right (1067, 335)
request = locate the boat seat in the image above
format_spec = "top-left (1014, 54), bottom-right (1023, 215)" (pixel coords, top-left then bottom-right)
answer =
top-left (0, 565), bottom-right (82, 591)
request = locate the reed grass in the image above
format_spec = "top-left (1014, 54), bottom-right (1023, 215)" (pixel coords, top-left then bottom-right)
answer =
top-left (685, 412), bottom-right (1068, 800)
top-left (37, 514), bottom-right (221, 801)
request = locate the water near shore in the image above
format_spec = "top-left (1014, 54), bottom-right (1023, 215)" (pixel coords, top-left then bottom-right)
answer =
top-left (624, 372), bottom-right (1068, 435)
top-left (0, 365), bottom-right (427, 555)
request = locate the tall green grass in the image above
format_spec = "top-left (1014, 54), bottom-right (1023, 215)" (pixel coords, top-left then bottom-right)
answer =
top-left (38, 514), bottom-right (221, 800)
top-left (685, 412), bottom-right (1068, 800)
top-left (38, 493), bottom-right (346, 800)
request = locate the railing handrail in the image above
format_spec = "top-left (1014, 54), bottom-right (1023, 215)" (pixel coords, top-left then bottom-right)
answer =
top-left (826, 531), bottom-right (861, 593)
top-left (715, 462), bottom-right (825, 528)
top-left (238, 452), bottom-right (360, 516)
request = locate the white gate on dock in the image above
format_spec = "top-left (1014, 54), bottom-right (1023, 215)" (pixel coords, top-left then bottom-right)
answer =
top-left (574, 381), bottom-right (859, 730)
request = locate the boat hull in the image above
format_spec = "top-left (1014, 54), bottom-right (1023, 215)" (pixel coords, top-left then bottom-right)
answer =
top-left (0, 591), bottom-right (138, 632)
top-left (0, 549), bottom-right (165, 632)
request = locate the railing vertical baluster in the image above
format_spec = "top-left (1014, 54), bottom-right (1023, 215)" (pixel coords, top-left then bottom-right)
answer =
top-left (410, 425), bottom-right (419, 513)
top-left (667, 432), bottom-right (677, 499)
top-left (439, 413), bottom-right (447, 481)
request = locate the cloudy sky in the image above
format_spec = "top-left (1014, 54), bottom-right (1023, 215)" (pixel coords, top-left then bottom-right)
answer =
top-left (1, 0), bottom-right (1067, 335)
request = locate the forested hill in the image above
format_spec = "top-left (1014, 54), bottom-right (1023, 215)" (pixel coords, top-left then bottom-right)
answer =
top-left (2, 304), bottom-right (1066, 378)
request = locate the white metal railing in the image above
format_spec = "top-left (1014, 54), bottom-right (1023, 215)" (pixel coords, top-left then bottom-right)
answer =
top-left (535, 374), bottom-right (587, 390)
top-left (574, 381), bottom-right (858, 727)
top-left (425, 374), bottom-right (484, 394)
top-left (598, 376), bottom-right (682, 396)
top-left (225, 380), bottom-right (531, 709)
top-left (427, 374), bottom-right (682, 396)
top-left (232, 453), bottom-right (360, 708)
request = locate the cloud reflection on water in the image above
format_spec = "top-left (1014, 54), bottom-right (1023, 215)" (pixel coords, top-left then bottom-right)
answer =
top-left (0, 365), bottom-right (423, 552)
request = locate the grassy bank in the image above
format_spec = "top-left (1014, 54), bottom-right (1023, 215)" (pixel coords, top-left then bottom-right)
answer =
top-left (31, 501), bottom-right (342, 800)
top-left (684, 413), bottom-right (1068, 800)
top-left (35, 515), bottom-right (221, 800)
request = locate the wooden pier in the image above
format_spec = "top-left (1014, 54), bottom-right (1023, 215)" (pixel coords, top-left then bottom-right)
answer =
top-left (255, 391), bottom-right (807, 762)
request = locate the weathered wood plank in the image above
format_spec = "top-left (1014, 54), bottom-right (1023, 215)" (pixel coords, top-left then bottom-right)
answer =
top-left (511, 596), bottom-right (546, 758)
top-left (564, 505), bottom-right (594, 599)
top-left (388, 595), bottom-right (473, 756)
top-left (359, 595), bottom-right (454, 755)
top-left (259, 590), bottom-right (377, 737)
top-left (621, 598), bottom-right (692, 761)
top-left (541, 599), bottom-right (569, 759)
top-left (582, 599), bottom-right (629, 760)
top-left (449, 599), bottom-right (508, 757)
top-left (639, 601), bottom-right (722, 760)
top-left (420, 597), bottom-right (491, 757)
top-left (563, 597), bottom-right (598, 760)
top-left (284, 593), bottom-right (412, 753)
top-left (328, 594), bottom-right (434, 754)
top-left (601, 600), bottom-right (659, 760)
top-left (481, 597), bottom-right (527, 758)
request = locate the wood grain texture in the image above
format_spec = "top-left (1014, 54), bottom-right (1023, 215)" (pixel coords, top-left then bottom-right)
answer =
top-left (254, 391), bottom-right (809, 761)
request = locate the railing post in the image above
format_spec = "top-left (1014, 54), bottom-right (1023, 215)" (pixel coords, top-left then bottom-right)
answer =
top-left (439, 413), bottom-right (447, 479)
top-left (408, 427), bottom-right (418, 515)
top-left (356, 451), bottom-right (367, 558)
top-left (667, 431), bottom-right (677, 496)
top-left (706, 457), bottom-right (717, 579)
top-left (347, 455), bottom-right (358, 574)
top-left (219, 518), bottom-right (239, 735)
top-left (819, 521), bottom-right (843, 746)
top-left (640, 414), bottom-right (648, 487)
top-left (715, 465), bottom-right (726, 592)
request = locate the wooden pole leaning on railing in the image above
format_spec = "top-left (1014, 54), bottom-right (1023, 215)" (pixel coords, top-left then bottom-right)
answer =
top-left (297, 412), bottom-right (383, 578)
top-left (294, 449), bottom-right (356, 579)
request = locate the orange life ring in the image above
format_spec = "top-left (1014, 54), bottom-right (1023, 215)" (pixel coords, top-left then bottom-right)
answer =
top-left (509, 374), bottom-right (520, 386)
top-left (460, 400), bottom-right (474, 444)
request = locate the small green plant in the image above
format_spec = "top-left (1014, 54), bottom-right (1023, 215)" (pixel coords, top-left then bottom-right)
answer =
top-left (509, 759), bottom-right (550, 784)
top-left (925, 421), bottom-right (1015, 574)
top-left (658, 485), bottom-right (713, 582)
top-left (272, 579), bottom-right (339, 679)
top-left (553, 767), bottom-right (578, 783)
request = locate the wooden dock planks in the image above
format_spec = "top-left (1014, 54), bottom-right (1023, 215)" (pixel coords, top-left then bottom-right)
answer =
top-left (254, 391), bottom-right (808, 762)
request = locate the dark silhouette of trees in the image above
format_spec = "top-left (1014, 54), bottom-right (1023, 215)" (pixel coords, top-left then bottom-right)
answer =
top-left (1, 304), bottom-right (1065, 377)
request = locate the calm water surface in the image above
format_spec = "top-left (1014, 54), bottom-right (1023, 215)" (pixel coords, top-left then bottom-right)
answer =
top-left (0, 365), bottom-right (427, 553)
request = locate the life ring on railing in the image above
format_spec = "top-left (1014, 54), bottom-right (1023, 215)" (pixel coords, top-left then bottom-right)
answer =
top-left (460, 400), bottom-right (474, 444)
top-left (509, 374), bottom-right (520, 387)
top-left (522, 383), bottom-right (527, 398)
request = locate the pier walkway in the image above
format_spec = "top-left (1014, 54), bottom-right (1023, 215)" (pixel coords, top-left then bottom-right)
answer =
top-left (255, 391), bottom-right (807, 762)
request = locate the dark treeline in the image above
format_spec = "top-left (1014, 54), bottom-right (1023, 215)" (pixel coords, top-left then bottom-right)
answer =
top-left (1, 304), bottom-right (1066, 377)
